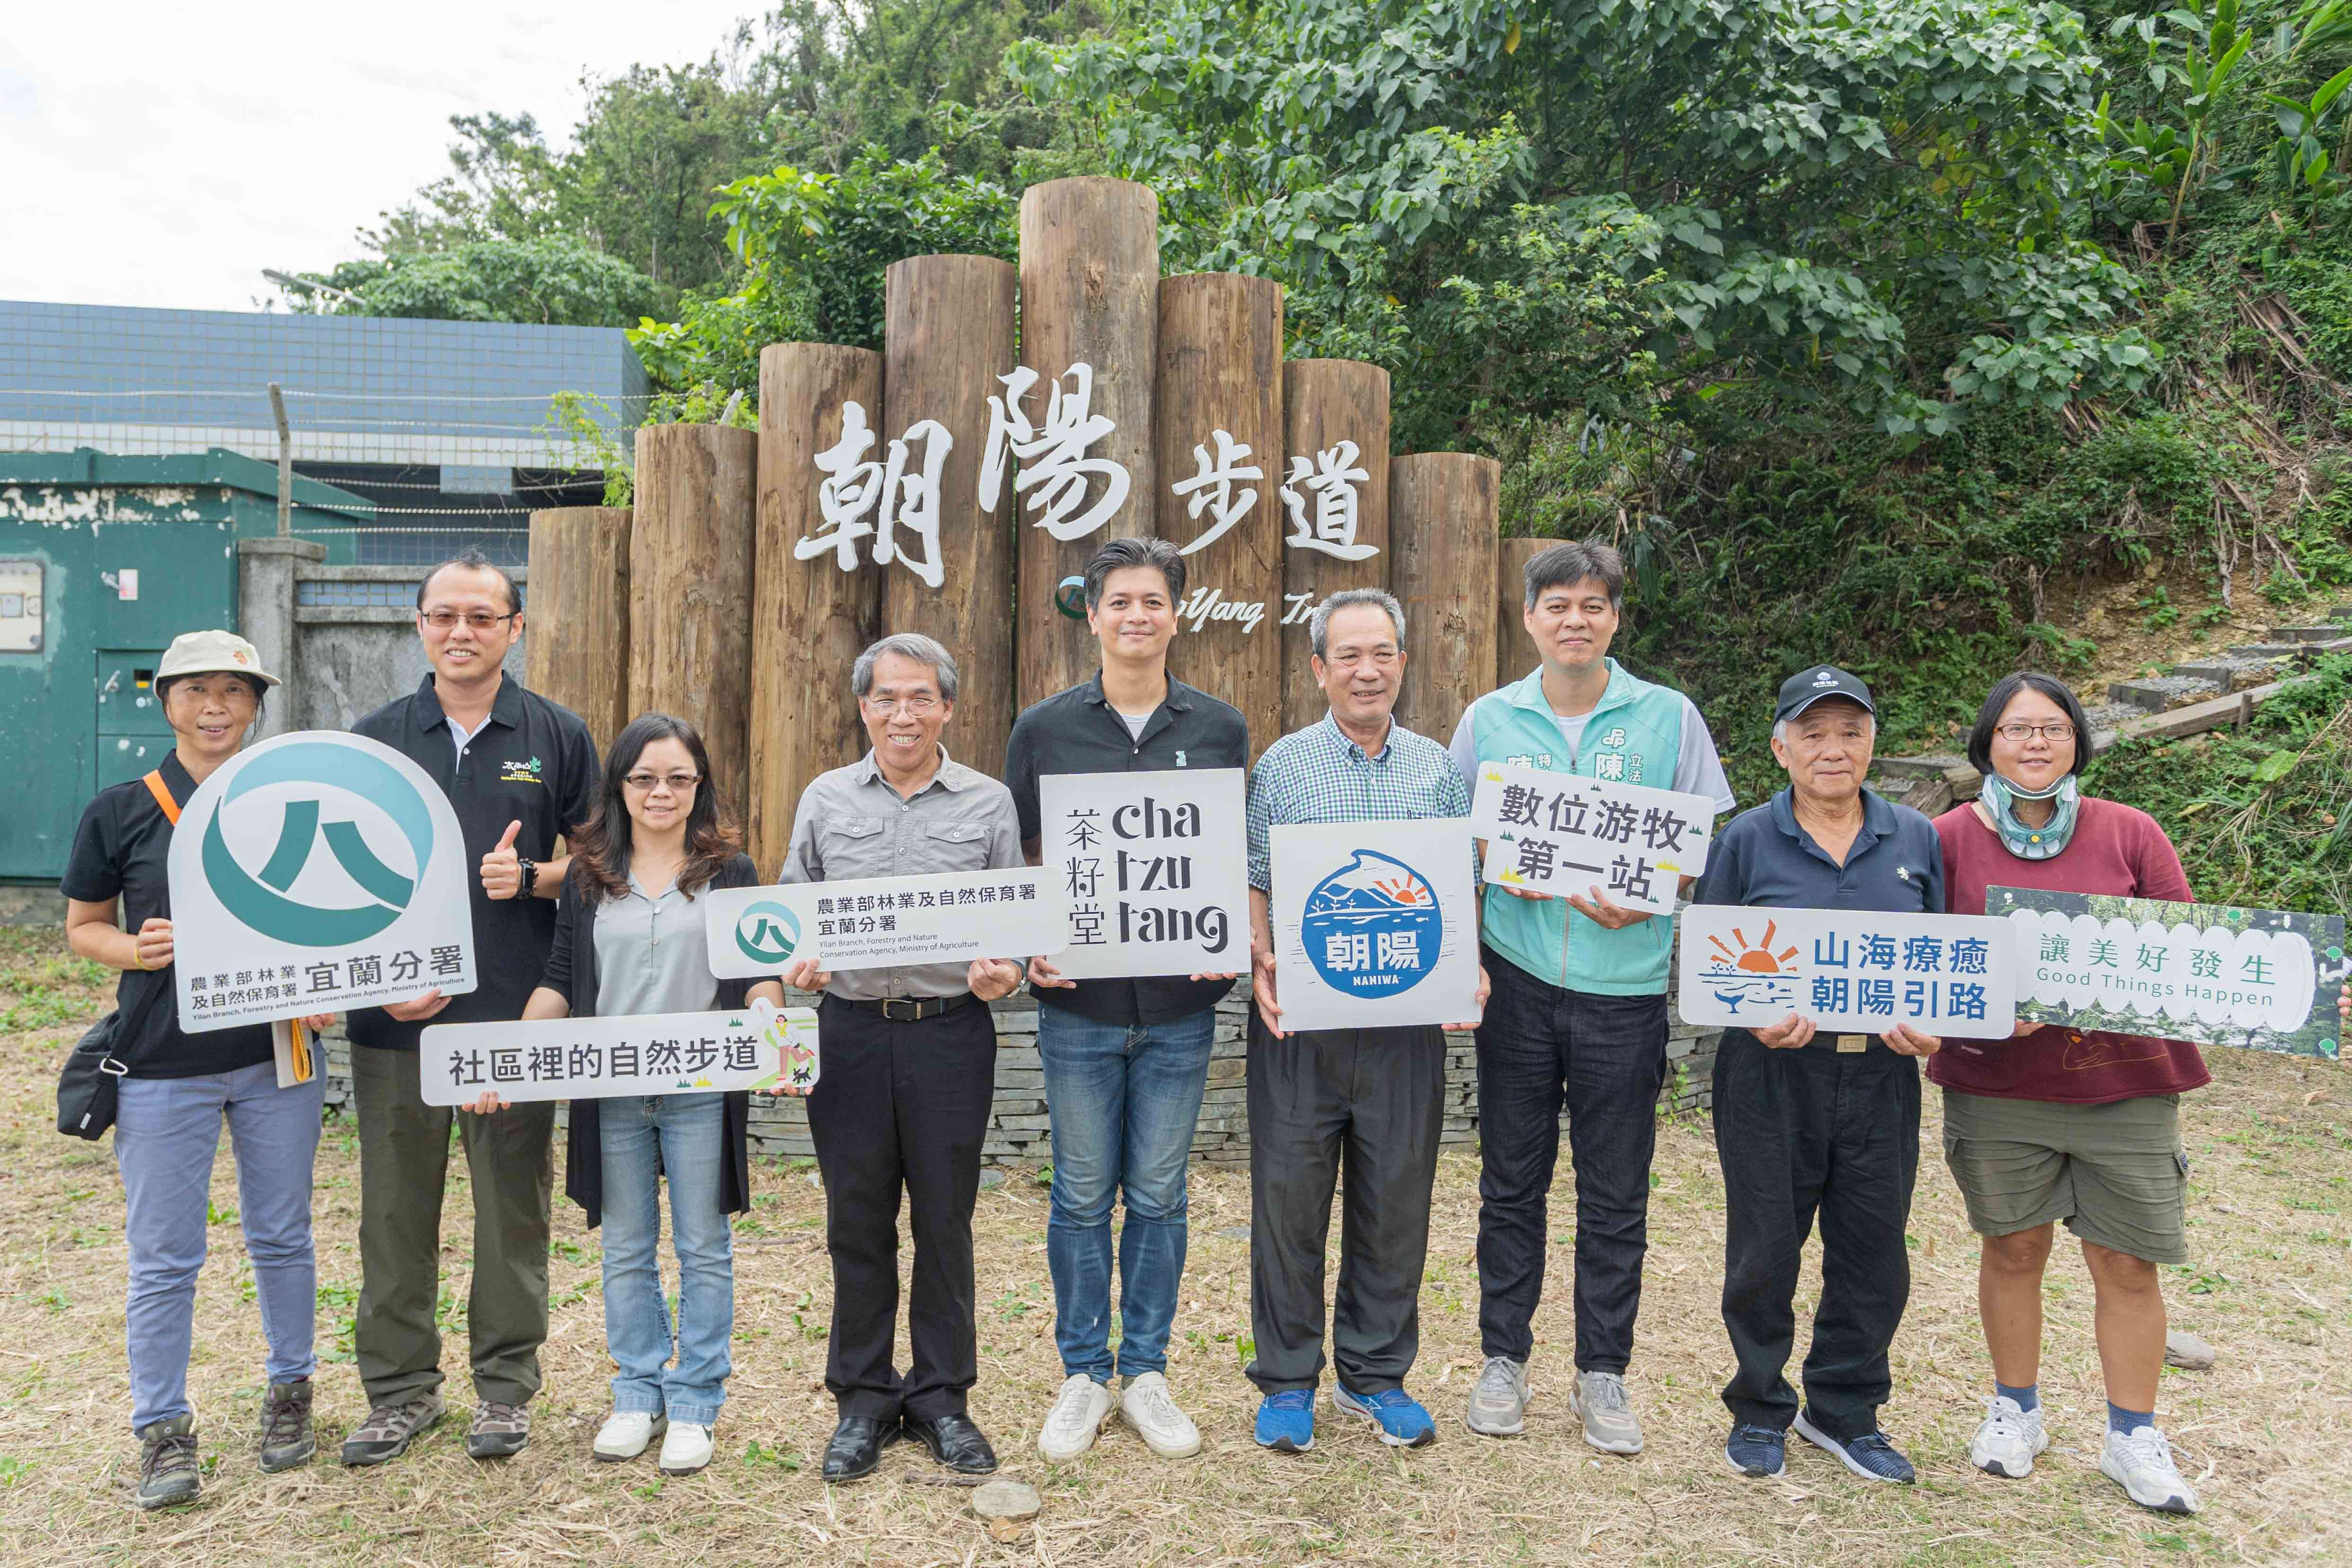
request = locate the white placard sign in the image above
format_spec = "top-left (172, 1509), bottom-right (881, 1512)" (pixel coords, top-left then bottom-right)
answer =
top-left (419, 998), bottom-right (819, 1107)
top-left (1470, 760), bottom-right (1717, 915)
top-left (1270, 819), bottom-right (1481, 1032)
top-left (701, 868), bottom-right (1066, 979)
top-left (1678, 905), bottom-right (2018, 1036)
top-left (168, 731), bottom-right (477, 1032)
top-left (1038, 768), bottom-right (1249, 979)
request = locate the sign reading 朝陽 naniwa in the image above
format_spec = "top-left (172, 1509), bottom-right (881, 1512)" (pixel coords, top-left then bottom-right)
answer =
top-left (1677, 904), bottom-right (2018, 1036)
top-left (1039, 769), bottom-right (1248, 979)
top-left (1269, 819), bottom-right (1481, 1032)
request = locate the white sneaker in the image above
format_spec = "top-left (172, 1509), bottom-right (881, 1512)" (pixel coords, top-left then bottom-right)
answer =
top-left (658, 1420), bottom-right (714, 1476)
top-left (1037, 1373), bottom-right (1114, 1461)
top-left (1969, 1395), bottom-right (2048, 1478)
top-left (1464, 1356), bottom-right (1528, 1437)
top-left (1119, 1372), bottom-right (1201, 1459)
top-left (2101, 1425), bottom-right (2199, 1514)
top-left (592, 1410), bottom-right (664, 1462)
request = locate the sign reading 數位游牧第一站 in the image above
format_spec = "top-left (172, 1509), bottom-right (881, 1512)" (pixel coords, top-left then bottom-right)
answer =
top-left (699, 868), bottom-right (1067, 980)
top-left (1991, 886), bottom-right (2345, 1059)
top-left (1469, 760), bottom-right (1718, 917)
top-left (418, 1000), bottom-right (819, 1107)
top-left (167, 731), bottom-right (477, 1033)
top-left (1039, 769), bottom-right (1249, 980)
top-left (1677, 905), bottom-right (2019, 1037)
top-left (1269, 819), bottom-right (1481, 1033)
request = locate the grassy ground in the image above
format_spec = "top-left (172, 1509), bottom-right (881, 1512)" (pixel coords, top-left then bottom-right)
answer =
top-left (0, 925), bottom-right (2346, 1566)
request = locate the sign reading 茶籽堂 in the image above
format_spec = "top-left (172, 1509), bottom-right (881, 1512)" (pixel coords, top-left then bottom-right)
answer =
top-left (1039, 769), bottom-right (1248, 979)
top-left (700, 869), bottom-right (1066, 979)
top-left (419, 999), bottom-right (819, 1107)
top-left (1269, 819), bottom-right (1481, 1032)
top-left (1677, 904), bottom-right (2019, 1037)
top-left (1468, 760), bottom-right (1716, 916)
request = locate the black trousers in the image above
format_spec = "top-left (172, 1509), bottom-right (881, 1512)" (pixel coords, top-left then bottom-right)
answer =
top-left (1712, 1029), bottom-right (1921, 1441)
top-left (806, 996), bottom-right (996, 1422)
top-left (1245, 1015), bottom-right (1446, 1395)
top-left (1473, 948), bottom-right (1667, 1371)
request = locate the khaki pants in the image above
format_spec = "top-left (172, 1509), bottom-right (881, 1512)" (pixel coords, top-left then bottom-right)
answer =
top-left (352, 1044), bottom-right (555, 1409)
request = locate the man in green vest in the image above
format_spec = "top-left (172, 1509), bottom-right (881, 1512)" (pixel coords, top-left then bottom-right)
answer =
top-left (1447, 540), bottom-right (1735, 1454)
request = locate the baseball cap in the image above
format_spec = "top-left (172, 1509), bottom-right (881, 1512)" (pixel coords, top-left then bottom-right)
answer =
top-left (1775, 664), bottom-right (1872, 723)
top-left (155, 629), bottom-right (282, 688)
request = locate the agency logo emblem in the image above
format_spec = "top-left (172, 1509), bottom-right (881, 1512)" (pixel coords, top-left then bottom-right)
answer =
top-left (734, 901), bottom-right (802, 965)
top-left (199, 739), bottom-right (436, 946)
top-left (1054, 576), bottom-right (1089, 620)
top-left (1302, 849), bottom-right (1441, 998)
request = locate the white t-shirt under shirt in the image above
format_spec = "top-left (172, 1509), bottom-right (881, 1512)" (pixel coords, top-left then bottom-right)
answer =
top-left (1118, 710), bottom-right (1151, 741)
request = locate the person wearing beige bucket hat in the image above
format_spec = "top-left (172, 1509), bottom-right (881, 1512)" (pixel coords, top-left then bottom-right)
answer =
top-left (61, 627), bottom-right (333, 1509)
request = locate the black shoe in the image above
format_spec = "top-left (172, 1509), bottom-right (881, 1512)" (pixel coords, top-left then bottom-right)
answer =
top-left (905, 1412), bottom-right (999, 1477)
top-left (821, 1414), bottom-right (903, 1483)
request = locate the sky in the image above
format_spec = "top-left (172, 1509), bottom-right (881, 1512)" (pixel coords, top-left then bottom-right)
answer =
top-left (0, 1), bottom-right (763, 314)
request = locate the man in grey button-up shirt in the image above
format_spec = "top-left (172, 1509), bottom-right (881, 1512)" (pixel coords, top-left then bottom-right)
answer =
top-left (775, 633), bottom-right (1027, 1486)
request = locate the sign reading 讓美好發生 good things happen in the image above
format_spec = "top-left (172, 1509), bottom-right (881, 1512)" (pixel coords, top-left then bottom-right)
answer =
top-left (701, 869), bottom-right (1065, 980)
top-left (168, 731), bottom-right (477, 1032)
top-left (1039, 769), bottom-right (1249, 980)
top-left (1991, 886), bottom-right (2345, 1059)
top-left (1677, 905), bottom-right (2019, 1036)
top-left (419, 999), bottom-right (819, 1107)
top-left (1270, 820), bottom-right (1481, 1033)
top-left (1468, 761), bottom-right (1717, 917)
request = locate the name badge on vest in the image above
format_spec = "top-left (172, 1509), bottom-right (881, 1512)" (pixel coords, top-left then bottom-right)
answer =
top-left (1836, 1034), bottom-right (1868, 1054)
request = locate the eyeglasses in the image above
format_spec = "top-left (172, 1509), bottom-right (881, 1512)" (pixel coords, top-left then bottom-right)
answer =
top-left (1995, 722), bottom-right (2076, 743)
top-left (862, 695), bottom-right (942, 716)
top-left (622, 772), bottom-right (702, 793)
top-left (422, 610), bottom-right (516, 632)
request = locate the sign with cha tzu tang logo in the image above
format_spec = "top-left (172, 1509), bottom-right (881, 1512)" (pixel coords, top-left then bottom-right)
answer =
top-left (1269, 819), bottom-right (1481, 1032)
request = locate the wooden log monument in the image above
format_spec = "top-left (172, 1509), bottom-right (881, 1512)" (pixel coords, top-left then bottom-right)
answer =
top-left (1279, 359), bottom-right (1390, 735)
top-left (523, 505), bottom-right (631, 753)
top-left (629, 422), bottom-right (757, 820)
top-left (1390, 452), bottom-right (1501, 743)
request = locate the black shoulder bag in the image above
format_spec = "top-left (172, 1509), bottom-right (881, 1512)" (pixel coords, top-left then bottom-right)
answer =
top-left (55, 767), bottom-right (179, 1139)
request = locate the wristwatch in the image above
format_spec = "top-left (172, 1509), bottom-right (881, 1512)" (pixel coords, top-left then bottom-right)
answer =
top-left (516, 855), bottom-right (538, 898)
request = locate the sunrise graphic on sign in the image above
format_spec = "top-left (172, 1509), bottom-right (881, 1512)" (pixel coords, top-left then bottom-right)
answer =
top-left (1699, 921), bottom-right (1801, 1013)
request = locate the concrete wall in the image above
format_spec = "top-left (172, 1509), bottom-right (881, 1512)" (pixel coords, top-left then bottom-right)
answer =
top-left (281, 562), bottom-right (530, 734)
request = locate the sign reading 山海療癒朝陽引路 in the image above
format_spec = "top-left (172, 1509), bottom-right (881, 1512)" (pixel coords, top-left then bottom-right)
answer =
top-left (699, 868), bottom-right (1068, 980)
top-left (1270, 819), bottom-right (1481, 1033)
top-left (418, 999), bottom-right (819, 1107)
top-left (1040, 769), bottom-right (1249, 980)
top-left (1991, 886), bottom-right (2345, 1059)
top-left (1676, 905), bottom-right (2019, 1036)
top-left (167, 731), bottom-right (477, 1033)
top-left (1468, 760), bottom-right (1717, 916)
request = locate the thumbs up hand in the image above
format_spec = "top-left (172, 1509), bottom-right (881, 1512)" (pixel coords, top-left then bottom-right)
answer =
top-left (480, 820), bottom-right (525, 901)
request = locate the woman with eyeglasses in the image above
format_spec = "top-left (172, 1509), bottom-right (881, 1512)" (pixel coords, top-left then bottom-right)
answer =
top-left (474, 713), bottom-right (780, 1476)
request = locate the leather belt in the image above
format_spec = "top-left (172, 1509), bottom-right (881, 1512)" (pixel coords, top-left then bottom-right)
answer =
top-left (838, 992), bottom-right (977, 1023)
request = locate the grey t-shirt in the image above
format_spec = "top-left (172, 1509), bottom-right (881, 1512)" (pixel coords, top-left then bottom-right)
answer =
top-left (593, 872), bottom-right (721, 1017)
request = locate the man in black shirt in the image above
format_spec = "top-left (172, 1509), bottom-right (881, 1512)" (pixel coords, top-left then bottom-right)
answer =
top-left (1003, 537), bottom-right (1246, 1464)
top-left (339, 549), bottom-right (597, 1466)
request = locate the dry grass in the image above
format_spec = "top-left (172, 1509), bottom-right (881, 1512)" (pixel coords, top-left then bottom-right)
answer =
top-left (0, 924), bottom-right (2347, 1566)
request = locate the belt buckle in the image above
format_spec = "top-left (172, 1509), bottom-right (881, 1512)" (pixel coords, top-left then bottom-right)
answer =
top-left (883, 998), bottom-right (920, 1023)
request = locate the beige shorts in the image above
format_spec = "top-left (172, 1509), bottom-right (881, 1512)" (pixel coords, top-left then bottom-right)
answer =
top-left (1941, 1090), bottom-right (2189, 1265)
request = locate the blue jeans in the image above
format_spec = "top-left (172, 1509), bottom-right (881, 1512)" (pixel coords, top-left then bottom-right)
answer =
top-left (115, 1060), bottom-right (325, 1432)
top-left (1038, 1002), bottom-right (1215, 1382)
top-left (598, 1094), bottom-right (733, 1425)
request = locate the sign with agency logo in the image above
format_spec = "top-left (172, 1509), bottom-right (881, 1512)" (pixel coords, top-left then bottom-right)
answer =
top-left (168, 731), bottom-right (476, 1032)
top-left (420, 998), bottom-right (818, 1106)
top-left (1677, 904), bottom-right (2017, 1036)
top-left (1470, 760), bottom-right (1716, 916)
top-left (1269, 819), bottom-right (1480, 1031)
top-left (702, 868), bottom-right (1066, 979)
top-left (1041, 769), bottom-right (1249, 979)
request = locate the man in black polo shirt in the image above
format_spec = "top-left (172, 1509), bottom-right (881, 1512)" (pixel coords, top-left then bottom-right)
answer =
top-left (340, 549), bottom-right (597, 1467)
top-left (1004, 537), bottom-right (1247, 1464)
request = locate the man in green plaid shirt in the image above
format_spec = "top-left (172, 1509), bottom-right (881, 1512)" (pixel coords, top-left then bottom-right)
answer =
top-left (1241, 588), bottom-right (1488, 1455)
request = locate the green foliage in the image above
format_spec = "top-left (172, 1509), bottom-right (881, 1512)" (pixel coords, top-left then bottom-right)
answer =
top-left (277, 238), bottom-right (663, 327)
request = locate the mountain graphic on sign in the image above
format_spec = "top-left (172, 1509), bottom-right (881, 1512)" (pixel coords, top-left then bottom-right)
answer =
top-left (1304, 850), bottom-right (1435, 915)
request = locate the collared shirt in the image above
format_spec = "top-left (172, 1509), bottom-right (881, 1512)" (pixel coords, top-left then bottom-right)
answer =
top-left (778, 744), bottom-right (1025, 1001)
top-left (593, 872), bottom-right (721, 1017)
top-left (447, 710), bottom-right (491, 762)
top-left (1246, 713), bottom-right (1471, 891)
top-left (1004, 669), bottom-right (1250, 1026)
top-left (346, 672), bottom-right (597, 1050)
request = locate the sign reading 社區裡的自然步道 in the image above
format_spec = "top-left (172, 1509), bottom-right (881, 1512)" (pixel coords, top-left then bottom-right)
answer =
top-left (1468, 760), bottom-right (1716, 916)
top-left (1676, 905), bottom-right (2019, 1036)
top-left (418, 999), bottom-right (819, 1107)
top-left (1039, 769), bottom-right (1249, 979)
top-left (167, 731), bottom-right (477, 1033)
top-left (1991, 886), bottom-right (2345, 1059)
top-left (699, 868), bottom-right (1066, 979)
top-left (1269, 819), bottom-right (1481, 1033)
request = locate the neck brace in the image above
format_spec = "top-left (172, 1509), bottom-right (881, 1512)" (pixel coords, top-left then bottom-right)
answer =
top-left (1979, 772), bottom-right (2079, 860)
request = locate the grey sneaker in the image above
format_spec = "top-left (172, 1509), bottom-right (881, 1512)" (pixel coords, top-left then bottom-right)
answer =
top-left (1464, 1356), bottom-right (1528, 1437)
top-left (467, 1399), bottom-right (531, 1459)
top-left (2101, 1425), bottom-right (2199, 1515)
top-left (1569, 1370), bottom-right (1643, 1454)
top-left (257, 1380), bottom-right (316, 1472)
top-left (340, 1392), bottom-right (444, 1467)
top-left (134, 1416), bottom-right (201, 1509)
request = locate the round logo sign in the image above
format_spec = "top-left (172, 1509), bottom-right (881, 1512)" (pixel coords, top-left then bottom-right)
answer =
top-left (1301, 850), bottom-right (1441, 998)
top-left (734, 901), bottom-right (802, 965)
top-left (1054, 575), bottom-right (1089, 620)
top-left (199, 739), bottom-right (437, 947)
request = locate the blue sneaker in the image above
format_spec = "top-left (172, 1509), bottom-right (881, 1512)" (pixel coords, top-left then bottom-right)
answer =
top-left (1724, 1423), bottom-right (1786, 1478)
top-left (1255, 1390), bottom-right (1315, 1453)
top-left (1794, 1409), bottom-right (1916, 1484)
top-left (1332, 1384), bottom-right (1435, 1449)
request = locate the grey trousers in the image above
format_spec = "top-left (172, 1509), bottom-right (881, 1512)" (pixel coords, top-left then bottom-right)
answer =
top-left (1244, 1015), bottom-right (1446, 1395)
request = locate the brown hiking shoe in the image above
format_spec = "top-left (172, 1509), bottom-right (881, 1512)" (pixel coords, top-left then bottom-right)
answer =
top-left (134, 1416), bottom-right (201, 1509)
top-left (468, 1400), bottom-right (531, 1459)
top-left (258, 1380), bottom-right (316, 1472)
top-left (339, 1392), bottom-right (444, 1467)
